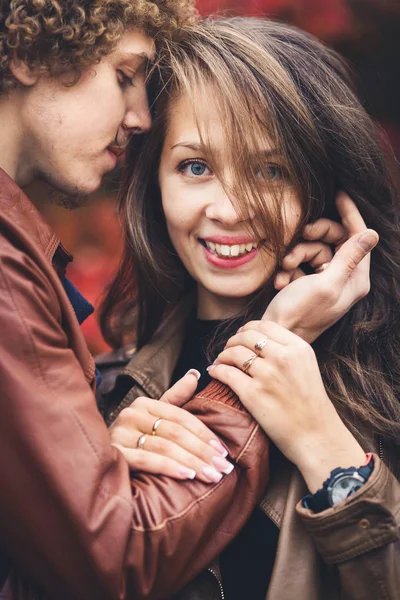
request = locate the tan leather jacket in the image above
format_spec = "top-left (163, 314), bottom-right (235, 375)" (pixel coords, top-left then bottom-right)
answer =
top-left (97, 295), bottom-right (400, 600)
top-left (0, 169), bottom-right (270, 600)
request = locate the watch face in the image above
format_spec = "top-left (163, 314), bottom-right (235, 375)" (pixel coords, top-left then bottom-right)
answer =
top-left (329, 475), bottom-right (364, 505)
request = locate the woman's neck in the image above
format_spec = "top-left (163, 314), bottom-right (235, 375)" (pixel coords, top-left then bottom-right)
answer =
top-left (196, 284), bottom-right (249, 320)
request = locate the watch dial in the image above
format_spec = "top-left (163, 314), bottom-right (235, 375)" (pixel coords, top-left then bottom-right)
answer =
top-left (331, 477), bottom-right (363, 504)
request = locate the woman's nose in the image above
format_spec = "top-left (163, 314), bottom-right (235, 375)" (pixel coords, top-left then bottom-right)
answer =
top-left (205, 187), bottom-right (245, 226)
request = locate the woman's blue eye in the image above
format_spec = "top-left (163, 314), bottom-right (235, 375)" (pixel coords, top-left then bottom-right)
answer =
top-left (190, 162), bottom-right (206, 176)
top-left (257, 164), bottom-right (286, 181)
top-left (178, 160), bottom-right (211, 177)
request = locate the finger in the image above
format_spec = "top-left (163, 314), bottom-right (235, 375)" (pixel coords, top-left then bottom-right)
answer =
top-left (214, 343), bottom-right (280, 378)
top-left (115, 402), bottom-right (230, 462)
top-left (335, 192), bottom-right (367, 235)
top-left (282, 242), bottom-right (333, 271)
top-left (290, 267), bottom-right (306, 281)
top-left (207, 364), bottom-right (254, 411)
top-left (160, 370), bottom-right (200, 407)
top-left (122, 435), bottom-right (233, 484)
top-left (303, 219), bottom-right (347, 245)
top-left (147, 398), bottom-right (228, 456)
top-left (112, 444), bottom-right (199, 481)
top-left (323, 229), bottom-right (378, 288)
top-left (243, 319), bottom-right (304, 345)
top-left (274, 270), bottom-right (291, 290)
top-left (225, 330), bottom-right (271, 356)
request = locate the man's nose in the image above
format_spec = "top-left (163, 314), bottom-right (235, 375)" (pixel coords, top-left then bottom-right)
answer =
top-left (123, 85), bottom-right (152, 134)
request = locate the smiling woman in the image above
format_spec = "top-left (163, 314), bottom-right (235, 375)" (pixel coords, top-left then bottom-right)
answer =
top-left (158, 92), bottom-right (301, 319)
top-left (99, 17), bottom-right (400, 598)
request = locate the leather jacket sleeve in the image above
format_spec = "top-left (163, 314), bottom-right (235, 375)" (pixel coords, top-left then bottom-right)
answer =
top-left (0, 250), bottom-right (269, 600)
top-left (296, 455), bottom-right (400, 599)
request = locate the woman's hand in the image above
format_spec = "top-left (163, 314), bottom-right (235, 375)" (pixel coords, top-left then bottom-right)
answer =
top-left (110, 371), bottom-right (233, 484)
top-left (209, 321), bottom-right (365, 492)
top-left (269, 193), bottom-right (379, 343)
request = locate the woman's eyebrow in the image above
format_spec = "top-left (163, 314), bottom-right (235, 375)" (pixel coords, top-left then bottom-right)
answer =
top-left (170, 141), bottom-right (203, 151)
top-left (255, 149), bottom-right (280, 160)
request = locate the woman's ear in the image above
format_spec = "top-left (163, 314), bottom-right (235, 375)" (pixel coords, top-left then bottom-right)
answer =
top-left (9, 57), bottom-right (40, 87)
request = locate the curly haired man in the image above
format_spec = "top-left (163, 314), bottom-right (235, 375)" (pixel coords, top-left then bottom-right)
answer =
top-left (0, 2), bottom-right (274, 599)
top-left (0, 0), bottom-right (198, 196)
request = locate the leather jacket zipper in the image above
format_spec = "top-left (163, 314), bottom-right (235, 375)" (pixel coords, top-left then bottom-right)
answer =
top-left (208, 567), bottom-right (225, 600)
top-left (378, 435), bottom-right (384, 462)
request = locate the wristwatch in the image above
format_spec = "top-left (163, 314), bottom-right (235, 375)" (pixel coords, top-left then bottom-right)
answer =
top-left (303, 457), bottom-right (374, 514)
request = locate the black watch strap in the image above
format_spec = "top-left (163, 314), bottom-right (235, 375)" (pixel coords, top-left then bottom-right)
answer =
top-left (303, 459), bottom-right (374, 514)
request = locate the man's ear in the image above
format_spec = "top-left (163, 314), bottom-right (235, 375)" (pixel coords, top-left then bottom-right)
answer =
top-left (9, 57), bottom-right (40, 87)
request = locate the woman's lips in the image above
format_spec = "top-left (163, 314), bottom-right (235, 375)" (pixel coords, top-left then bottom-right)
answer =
top-left (201, 243), bottom-right (258, 269)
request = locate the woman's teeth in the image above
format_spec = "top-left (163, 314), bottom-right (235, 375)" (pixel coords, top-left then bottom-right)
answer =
top-left (204, 241), bottom-right (258, 258)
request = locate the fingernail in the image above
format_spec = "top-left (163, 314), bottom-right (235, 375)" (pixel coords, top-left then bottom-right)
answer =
top-left (237, 327), bottom-right (243, 333)
top-left (177, 467), bottom-right (196, 479)
top-left (209, 439), bottom-right (229, 457)
top-left (358, 231), bottom-right (378, 252)
top-left (202, 466), bottom-right (223, 483)
top-left (185, 369), bottom-right (201, 381)
top-left (206, 365), bottom-right (215, 372)
top-left (212, 456), bottom-right (234, 474)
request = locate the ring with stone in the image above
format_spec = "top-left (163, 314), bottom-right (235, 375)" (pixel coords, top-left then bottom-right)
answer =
top-left (137, 434), bottom-right (148, 449)
top-left (242, 353), bottom-right (257, 375)
top-left (152, 418), bottom-right (163, 436)
top-left (254, 338), bottom-right (268, 354)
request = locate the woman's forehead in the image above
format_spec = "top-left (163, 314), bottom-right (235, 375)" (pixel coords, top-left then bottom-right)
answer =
top-left (165, 89), bottom-right (276, 156)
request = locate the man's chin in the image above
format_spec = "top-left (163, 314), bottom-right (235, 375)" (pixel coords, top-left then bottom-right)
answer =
top-left (48, 188), bottom-right (91, 210)
top-left (42, 173), bottom-right (100, 210)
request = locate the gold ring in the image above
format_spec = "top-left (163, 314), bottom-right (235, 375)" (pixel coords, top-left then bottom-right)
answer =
top-left (315, 262), bottom-right (329, 274)
top-left (242, 353), bottom-right (257, 375)
top-left (152, 418), bottom-right (163, 436)
top-left (254, 338), bottom-right (268, 353)
top-left (137, 434), bottom-right (148, 449)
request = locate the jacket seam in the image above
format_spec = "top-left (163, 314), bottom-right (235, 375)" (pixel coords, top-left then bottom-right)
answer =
top-left (0, 258), bottom-right (49, 388)
top-left (0, 257), bottom-right (105, 472)
top-left (194, 395), bottom-right (246, 416)
top-left (130, 421), bottom-right (262, 533)
top-left (322, 529), bottom-right (399, 564)
top-left (365, 550), bottom-right (391, 600)
top-left (237, 423), bottom-right (261, 462)
top-left (130, 476), bottom-right (227, 532)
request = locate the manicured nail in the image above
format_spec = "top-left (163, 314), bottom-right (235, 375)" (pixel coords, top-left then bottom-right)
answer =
top-left (202, 466), bottom-right (223, 483)
top-left (358, 231), bottom-right (378, 252)
top-left (206, 365), bottom-right (215, 372)
top-left (177, 467), bottom-right (196, 479)
top-left (209, 439), bottom-right (229, 457)
top-left (185, 369), bottom-right (201, 381)
top-left (212, 456), bottom-right (234, 474)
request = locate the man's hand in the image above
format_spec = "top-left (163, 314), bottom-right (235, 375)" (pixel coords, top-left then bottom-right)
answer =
top-left (110, 370), bottom-right (232, 483)
top-left (265, 193), bottom-right (379, 343)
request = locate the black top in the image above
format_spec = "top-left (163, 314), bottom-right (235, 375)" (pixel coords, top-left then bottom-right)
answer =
top-left (171, 316), bottom-right (279, 600)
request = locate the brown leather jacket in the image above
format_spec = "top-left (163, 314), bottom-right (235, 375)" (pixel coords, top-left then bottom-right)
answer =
top-left (0, 169), bottom-right (270, 600)
top-left (97, 295), bottom-right (400, 600)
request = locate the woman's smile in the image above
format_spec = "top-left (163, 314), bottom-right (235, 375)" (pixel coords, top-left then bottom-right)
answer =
top-left (198, 236), bottom-right (260, 269)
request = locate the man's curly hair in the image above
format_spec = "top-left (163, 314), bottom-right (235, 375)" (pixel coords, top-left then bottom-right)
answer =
top-left (0, 0), bottom-right (198, 94)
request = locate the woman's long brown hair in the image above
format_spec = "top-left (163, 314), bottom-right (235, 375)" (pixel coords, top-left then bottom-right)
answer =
top-left (100, 18), bottom-right (400, 474)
